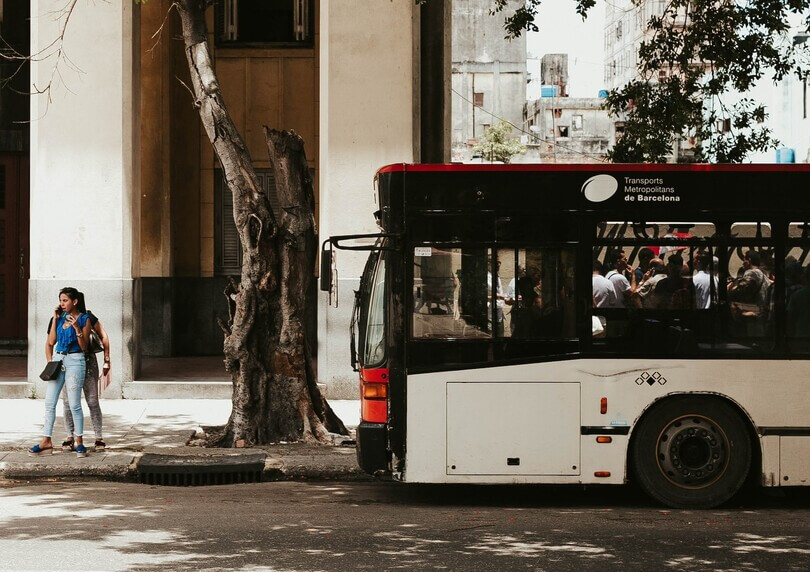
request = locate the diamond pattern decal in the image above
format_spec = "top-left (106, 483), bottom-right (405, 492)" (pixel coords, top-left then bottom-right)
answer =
top-left (635, 371), bottom-right (667, 386)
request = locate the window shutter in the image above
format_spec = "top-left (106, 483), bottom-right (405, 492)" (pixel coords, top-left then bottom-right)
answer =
top-left (214, 171), bottom-right (242, 276)
top-left (214, 169), bottom-right (280, 276)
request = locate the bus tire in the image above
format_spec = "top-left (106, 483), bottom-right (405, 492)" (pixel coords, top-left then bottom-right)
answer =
top-left (631, 396), bottom-right (752, 509)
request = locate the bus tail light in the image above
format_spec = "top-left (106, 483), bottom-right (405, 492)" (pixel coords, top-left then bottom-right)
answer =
top-left (363, 382), bottom-right (388, 400)
top-left (596, 436), bottom-right (612, 444)
top-left (360, 368), bottom-right (389, 424)
top-left (594, 471), bottom-right (611, 478)
top-left (600, 397), bottom-right (607, 414)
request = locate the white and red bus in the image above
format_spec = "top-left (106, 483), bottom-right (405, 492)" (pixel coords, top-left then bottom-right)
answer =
top-left (322, 163), bottom-right (810, 508)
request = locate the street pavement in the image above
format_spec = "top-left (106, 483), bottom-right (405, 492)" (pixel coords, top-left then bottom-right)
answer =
top-left (2, 480), bottom-right (809, 571)
top-left (0, 399), bottom-right (363, 482)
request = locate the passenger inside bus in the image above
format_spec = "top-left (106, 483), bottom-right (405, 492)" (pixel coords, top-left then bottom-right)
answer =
top-left (592, 260), bottom-right (617, 308)
top-left (632, 257), bottom-right (666, 308)
top-left (652, 253), bottom-right (697, 310)
top-left (727, 250), bottom-right (772, 338)
top-left (787, 264), bottom-right (810, 338)
top-left (692, 252), bottom-right (718, 310)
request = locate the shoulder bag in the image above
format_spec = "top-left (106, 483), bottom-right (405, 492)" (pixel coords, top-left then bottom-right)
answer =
top-left (89, 329), bottom-right (104, 353)
top-left (39, 360), bottom-right (62, 381)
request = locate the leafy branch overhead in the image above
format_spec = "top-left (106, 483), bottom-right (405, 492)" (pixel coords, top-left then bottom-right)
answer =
top-left (485, 0), bottom-right (810, 163)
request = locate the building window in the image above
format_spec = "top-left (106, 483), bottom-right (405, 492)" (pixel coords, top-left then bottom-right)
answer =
top-left (215, 0), bottom-right (313, 47)
top-left (473, 92), bottom-right (484, 108)
top-left (572, 114), bottom-right (583, 131)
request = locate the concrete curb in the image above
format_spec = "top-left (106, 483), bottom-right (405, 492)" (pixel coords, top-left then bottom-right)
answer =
top-left (0, 444), bottom-right (371, 483)
top-left (0, 451), bottom-right (138, 481)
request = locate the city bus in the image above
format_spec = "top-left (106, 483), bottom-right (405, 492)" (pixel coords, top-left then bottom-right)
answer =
top-left (321, 163), bottom-right (810, 508)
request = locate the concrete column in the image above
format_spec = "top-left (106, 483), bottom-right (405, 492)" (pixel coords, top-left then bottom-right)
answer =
top-left (29, 1), bottom-right (139, 398)
top-left (419, 0), bottom-right (451, 163)
top-left (318, 1), bottom-right (417, 398)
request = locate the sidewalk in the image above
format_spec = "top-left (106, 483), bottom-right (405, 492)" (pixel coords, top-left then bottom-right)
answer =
top-left (0, 399), bottom-right (366, 482)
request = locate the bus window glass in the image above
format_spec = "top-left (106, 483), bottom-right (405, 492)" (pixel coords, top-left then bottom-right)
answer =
top-left (786, 232), bottom-right (810, 349)
top-left (412, 247), bottom-right (490, 339)
top-left (364, 254), bottom-right (387, 366)
top-left (597, 221), bottom-right (715, 241)
top-left (593, 245), bottom-right (715, 312)
top-left (499, 248), bottom-right (577, 339)
top-left (788, 222), bottom-right (810, 239)
top-left (595, 222), bottom-right (714, 276)
top-left (592, 219), bottom-right (723, 355)
top-left (725, 245), bottom-right (773, 345)
top-left (731, 222), bottom-right (771, 238)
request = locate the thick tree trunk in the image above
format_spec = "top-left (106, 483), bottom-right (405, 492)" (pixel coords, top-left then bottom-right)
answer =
top-left (176, 0), bottom-right (347, 446)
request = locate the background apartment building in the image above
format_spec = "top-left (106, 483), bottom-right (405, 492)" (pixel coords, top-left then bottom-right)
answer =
top-left (452, 0), bottom-right (526, 162)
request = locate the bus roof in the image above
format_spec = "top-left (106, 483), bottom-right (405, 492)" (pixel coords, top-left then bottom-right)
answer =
top-left (376, 163), bottom-right (810, 176)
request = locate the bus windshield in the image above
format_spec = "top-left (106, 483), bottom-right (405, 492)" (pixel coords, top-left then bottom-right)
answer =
top-left (363, 252), bottom-right (386, 367)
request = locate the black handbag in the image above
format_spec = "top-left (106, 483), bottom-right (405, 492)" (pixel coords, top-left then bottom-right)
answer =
top-left (39, 360), bottom-right (62, 381)
top-left (89, 330), bottom-right (104, 353)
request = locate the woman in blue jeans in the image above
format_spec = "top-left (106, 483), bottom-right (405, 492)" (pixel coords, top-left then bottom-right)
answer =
top-left (61, 291), bottom-right (110, 452)
top-left (28, 287), bottom-right (92, 457)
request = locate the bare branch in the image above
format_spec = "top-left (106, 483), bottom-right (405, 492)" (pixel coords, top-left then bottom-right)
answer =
top-left (147, 2), bottom-right (180, 55)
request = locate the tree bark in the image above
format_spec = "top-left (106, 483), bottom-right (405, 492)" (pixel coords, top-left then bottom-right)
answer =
top-left (176, 0), bottom-right (347, 446)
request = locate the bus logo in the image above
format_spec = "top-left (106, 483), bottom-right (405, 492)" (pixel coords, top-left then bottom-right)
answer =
top-left (582, 174), bottom-right (618, 202)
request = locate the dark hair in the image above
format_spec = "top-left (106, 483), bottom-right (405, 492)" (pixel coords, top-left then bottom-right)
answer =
top-left (638, 247), bottom-right (655, 263)
top-left (608, 250), bottom-right (624, 267)
top-left (592, 259), bottom-right (604, 274)
top-left (59, 287), bottom-right (81, 303)
top-left (75, 291), bottom-right (87, 314)
top-left (744, 250), bottom-right (761, 266)
top-left (668, 253), bottom-right (684, 268)
top-left (697, 252), bottom-right (712, 269)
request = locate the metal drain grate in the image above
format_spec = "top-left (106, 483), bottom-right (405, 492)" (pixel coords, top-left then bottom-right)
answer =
top-left (137, 452), bottom-right (266, 486)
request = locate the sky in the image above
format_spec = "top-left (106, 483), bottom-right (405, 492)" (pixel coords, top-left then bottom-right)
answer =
top-left (526, 0), bottom-right (606, 99)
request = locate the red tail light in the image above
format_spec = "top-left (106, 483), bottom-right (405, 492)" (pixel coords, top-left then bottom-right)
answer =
top-left (360, 368), bottom-right (389, 423)
top-left (363, 382), bottom-right (388, 399)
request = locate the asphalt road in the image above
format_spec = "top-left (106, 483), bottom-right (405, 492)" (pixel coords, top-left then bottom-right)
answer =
top-left (1, 479), bottom-right (808, 571)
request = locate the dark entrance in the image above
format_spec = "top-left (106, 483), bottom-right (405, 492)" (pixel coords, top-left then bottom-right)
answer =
top-left (0, 154), bottom-right (29, 341)
top-left (0, 1), bottom-right (30, 347)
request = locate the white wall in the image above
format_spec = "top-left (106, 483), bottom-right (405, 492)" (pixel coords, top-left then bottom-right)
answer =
top-left (29, 1), bottom-right (138, 396)
top-left (318, 1), bottom-right (417, 396)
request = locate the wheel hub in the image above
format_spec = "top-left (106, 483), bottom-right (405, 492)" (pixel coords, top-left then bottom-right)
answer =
top-left (657, 415), bottom-right (728, 488)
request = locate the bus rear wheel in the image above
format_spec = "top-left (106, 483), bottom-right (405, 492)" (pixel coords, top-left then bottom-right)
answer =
top-left (631, 396), bottom-right (752, 509)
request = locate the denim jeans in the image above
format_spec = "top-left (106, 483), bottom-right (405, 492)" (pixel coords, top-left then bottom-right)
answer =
top-left (62, 353), bottom-right (102, 439)
top-left (43, 352), bottom-right (85, 438)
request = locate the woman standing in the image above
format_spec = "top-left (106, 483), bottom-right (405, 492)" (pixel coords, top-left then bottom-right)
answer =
top-left (28, 287), bottom-right (92, 457)
top-left (60, 291), bottom-right (110, 452)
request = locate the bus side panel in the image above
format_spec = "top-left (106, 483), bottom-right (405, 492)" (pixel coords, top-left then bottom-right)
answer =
top-left (405, 359), bottom-right (810, 486)
top-left (445, 382), bottom-right (581, 476)
top-left (780, 437), bottom-right (810, 485)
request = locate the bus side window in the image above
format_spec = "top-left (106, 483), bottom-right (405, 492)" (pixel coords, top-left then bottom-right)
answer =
top-left (412, 247), bottom-right (490, 339)
top-left (786, 224), bottom-right (810, 352)
top-left (498, 247), bottom-right (576, 340)
top-left (725, 244), bottom-right (773, 344)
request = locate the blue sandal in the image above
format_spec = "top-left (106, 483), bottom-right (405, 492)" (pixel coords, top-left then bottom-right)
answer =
top-left (76, 444), bottom-right (88, 458)
top-left (28, 444), bottom-right (53, 456)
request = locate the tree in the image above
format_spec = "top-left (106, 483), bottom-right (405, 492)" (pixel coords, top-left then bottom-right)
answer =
top-left (137, 0), bottom-right (347, 446)
top-left (472, 121), bottom-right (526, 163)
top-left (494, 0), bottom-right (810, 163)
